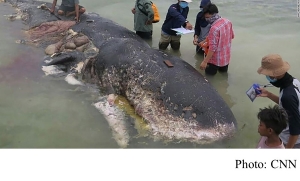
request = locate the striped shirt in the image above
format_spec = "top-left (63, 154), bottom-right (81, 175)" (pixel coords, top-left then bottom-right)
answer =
top-left (207, 18), bottom-right (234, 66)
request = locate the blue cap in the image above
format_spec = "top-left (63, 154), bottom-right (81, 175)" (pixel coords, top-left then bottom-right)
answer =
top-left (200, 0), bottom-right (211, 8)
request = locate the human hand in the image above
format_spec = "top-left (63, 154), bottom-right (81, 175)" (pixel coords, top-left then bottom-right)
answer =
top-left (49, 8), bottom-right (54, 14)
top-left (200, 61), bottom-right (208, 70)
top-left (75, 16), bottom-right (80, 23)
top-left (199, 40), bottom-right (208, 47)
top-left (145, 20), bottom-right (152, 25)
top-left (185, 22), bottom-right (193, 30)
top-left (256, 88), bottom-right (269, 97)
top-left (193, 38), bottom-right (198, 45)
top-left (131, 8), bottom-right (136, 14)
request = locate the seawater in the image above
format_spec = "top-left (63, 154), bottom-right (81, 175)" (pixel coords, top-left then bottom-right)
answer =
top-left (0, 0), bottom-right (299, 148)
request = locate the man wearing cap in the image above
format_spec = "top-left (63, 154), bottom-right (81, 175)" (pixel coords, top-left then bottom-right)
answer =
top-left (193, 0), bottom-right (211, 54)
top-left (257, 54), bottom-right (300, 148)
top-left (159, 0), bottom-right (193, 50)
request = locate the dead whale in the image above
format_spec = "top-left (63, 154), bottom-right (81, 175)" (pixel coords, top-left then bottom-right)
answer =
top-left (3, 0), bottom-right (237, 147)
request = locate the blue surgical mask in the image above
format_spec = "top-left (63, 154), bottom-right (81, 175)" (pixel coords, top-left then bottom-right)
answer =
top-left (179, 2), bottom-right (188, 9)
top-left (266, 75), bottom-right (277, 83)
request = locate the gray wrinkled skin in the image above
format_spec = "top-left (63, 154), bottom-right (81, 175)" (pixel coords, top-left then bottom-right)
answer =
top-left (4, 0), bottom-right (237, 145)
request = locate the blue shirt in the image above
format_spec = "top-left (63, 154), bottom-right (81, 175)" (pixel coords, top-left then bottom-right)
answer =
top-left (161, 3), bottom-right (189, 36)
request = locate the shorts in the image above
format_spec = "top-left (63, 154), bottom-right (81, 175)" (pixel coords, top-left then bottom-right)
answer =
top-left (159, 31), bottom-right (181, 50)
top-left (58, 4), bottom-right (84, 13)
top-left (205, 63), bottom-right (229, 76)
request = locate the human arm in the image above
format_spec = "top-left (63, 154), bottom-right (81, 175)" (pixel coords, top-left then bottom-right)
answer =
top-left (286, 135), bottom-right (299, 148)
top-left (281, 93), bottom-right (300, 148)
top-left (131, 7), bottom-right (136, 14)
top-left (199, 28), bottom-right (217, 70)
top-left (200, 50), bottom-right (214, 70)
top-left (168, 6), bottom-right (191, 29)
top-left (256, 88), bottom-right (279, 104)
top-left (182, 8), bottom-right (192, 30)
top-left (75, 3), bottom-right (80, 22)
top-left (184, 21), bottom-right (193, 30)
top-left (193, 35), bottom-right (199, 45)
top-left (50, 0), bottom-right (57, 13)
top-left (193, 12), bottom-right (201, 45)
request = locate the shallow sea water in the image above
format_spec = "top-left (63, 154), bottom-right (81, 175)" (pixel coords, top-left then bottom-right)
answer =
top-left (0, 0), bottom-right (300, 148)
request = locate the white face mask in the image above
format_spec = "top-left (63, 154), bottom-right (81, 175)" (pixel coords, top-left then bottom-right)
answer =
top-left (205, 17), bottom-right (213, 24)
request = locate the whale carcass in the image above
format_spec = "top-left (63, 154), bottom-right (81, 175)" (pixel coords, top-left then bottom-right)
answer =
top-left (3, 0), bottom-right (237, 147)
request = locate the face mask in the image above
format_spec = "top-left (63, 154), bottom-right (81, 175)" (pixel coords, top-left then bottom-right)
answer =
top-left (179, 2), bottom-right (188, 9)
top-left (208, 16), bottom-right (217, 24)
top-left (266, 75), bottom-right (277, 83)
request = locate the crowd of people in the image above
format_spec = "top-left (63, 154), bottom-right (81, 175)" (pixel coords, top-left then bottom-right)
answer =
top-left (132, 0), bottom-right (300, 149)
top-left (49, 0), bottom-right (300, 149)
top-left (132, 0), bottom-right (234, 76)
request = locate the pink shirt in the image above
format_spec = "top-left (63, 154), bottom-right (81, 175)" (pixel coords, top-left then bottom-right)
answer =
top-left (207, 18), bottom-right (234, 67)
top-left (257, 136), bottom-right (285, 149)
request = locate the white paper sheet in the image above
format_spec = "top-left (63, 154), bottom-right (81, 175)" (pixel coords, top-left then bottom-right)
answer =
top-left (171, 27), bottom-right (195, 35)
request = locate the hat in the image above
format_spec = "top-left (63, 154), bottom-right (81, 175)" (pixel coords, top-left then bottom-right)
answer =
top-left (200, 0), bottom-right (211, 8)
top-left (257, 54), bottom-right (290, 77)
top-left (180, 0), bottom-right (193, 3)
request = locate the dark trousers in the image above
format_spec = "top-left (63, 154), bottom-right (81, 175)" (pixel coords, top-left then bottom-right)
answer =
top-left (136, 31), bottom-right (152, 39)
top-left (196, 45), bottom-right (205, 55)
top-left (205, 63), bottom-right (229, 76)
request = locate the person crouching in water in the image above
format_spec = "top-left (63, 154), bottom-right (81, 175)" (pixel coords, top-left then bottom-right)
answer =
top-left (257, 105), bottom-right (288, 149)
top-left (50, 0), bottom-right (86, 22)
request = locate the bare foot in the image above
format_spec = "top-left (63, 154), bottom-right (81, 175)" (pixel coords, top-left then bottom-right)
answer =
top-left (57, 10), bottom-right (65, 16)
